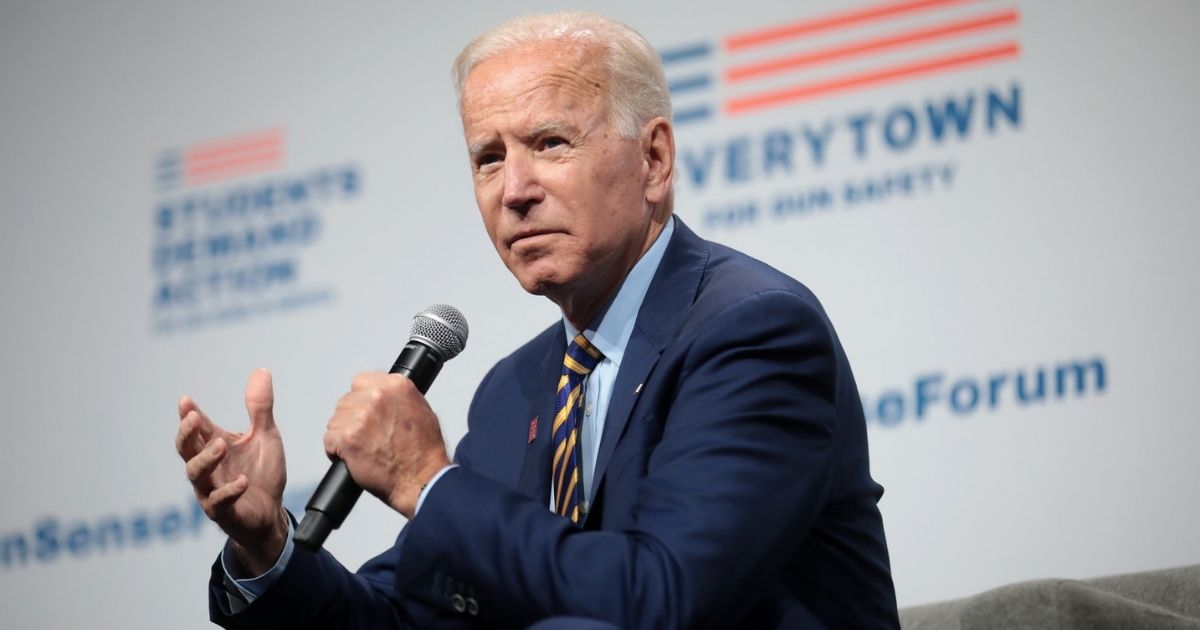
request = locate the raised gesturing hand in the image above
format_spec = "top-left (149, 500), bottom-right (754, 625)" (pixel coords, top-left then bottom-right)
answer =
top-left (176, 368), bottom-right (288, 574)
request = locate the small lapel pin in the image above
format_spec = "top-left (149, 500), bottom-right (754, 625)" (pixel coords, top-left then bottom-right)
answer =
top-left (634, 383), bottom-right (644, 394)
top-left (528, 416), bottom-right (539, 443)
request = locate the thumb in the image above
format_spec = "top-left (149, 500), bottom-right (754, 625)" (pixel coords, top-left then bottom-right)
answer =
top-left (245, 368), bottom-right (277, 430)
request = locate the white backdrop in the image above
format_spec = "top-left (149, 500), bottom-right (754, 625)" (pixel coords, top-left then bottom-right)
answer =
top-left (1, 1), bottom-right (1198, 627)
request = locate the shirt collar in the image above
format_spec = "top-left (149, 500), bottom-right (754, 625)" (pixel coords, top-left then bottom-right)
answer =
top-left (563, 215), bottom-right (676, 368)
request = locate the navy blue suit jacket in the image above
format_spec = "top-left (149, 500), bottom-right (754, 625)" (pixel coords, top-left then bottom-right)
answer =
top-left (210, 219), bottom-right (899, 628)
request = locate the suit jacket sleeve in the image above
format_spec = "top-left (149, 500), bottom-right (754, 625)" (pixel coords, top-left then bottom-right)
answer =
top-left (208, 536), bottom-right (414, 628)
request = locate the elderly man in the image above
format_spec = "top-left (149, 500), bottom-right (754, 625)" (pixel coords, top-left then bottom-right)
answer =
top-left (177, 12), bottom-right (899, 629)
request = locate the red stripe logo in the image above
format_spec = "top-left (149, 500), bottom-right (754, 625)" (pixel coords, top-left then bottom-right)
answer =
top-left (184, 128), bottom-right (286, 186)
top-left (156, 127), bottom-right (287, 190)
top-left (662, 0), bottom-right (1022, 122)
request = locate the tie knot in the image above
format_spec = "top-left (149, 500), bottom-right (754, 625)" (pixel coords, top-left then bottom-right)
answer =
top-left (563, 333), bottom-right (604, 375)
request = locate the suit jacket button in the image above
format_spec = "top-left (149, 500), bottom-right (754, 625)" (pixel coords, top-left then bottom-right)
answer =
top-left (466, 596), bottom-right (479, 616)
top-left (451, 593), bottom-right (467, 613)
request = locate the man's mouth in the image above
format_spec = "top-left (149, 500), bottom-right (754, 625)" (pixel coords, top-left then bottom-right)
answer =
top-left (510, 229), bottom-right (559, 246)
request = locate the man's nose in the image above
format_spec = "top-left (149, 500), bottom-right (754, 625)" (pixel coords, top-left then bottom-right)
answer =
top-left (501, 152), bottom-right (543, 211)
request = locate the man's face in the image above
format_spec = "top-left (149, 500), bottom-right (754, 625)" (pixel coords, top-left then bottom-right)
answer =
top-left (460, 40), bottom-right (659, 316)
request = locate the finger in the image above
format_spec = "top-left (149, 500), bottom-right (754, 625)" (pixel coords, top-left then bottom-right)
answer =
top-left (244, 368), bottom-right (276, 431)
top-left (178, 395), bottom-right (197, 420)
top-left (175, 412), bottom-right (195, 459)
top-left (323, 402), bottom-right (363, 461)
top-left (185, 437), bottom-right (228, 495)
top-left (386, 373), bottom-right (418, 394)
top-left (178, 394), bottom-right (217, 433)
top-left (208, 474), bottom-right (249, 510)
top-left (323, 425), bottom-right (340, 459)
top-left (326, 388), bottom-right (373, 444)
top-left (331, 388), bottom-right (371, 416)
top-left (351, 371), bottom-right (387, 392)
top-left (176, 410), bottom-right (214, 461)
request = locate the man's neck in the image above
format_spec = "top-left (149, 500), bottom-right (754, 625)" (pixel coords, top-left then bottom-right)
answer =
top-left (557, 218), bottom-right (668, 330)
top-left (558, 273), bottom-right (626, 332)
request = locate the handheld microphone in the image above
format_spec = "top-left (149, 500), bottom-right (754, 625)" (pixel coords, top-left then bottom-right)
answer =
top-left (294, 304), bottom-right (469, 552)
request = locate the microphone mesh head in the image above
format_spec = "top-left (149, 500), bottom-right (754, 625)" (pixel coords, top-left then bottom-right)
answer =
top-left (410, 304), bottom-right (469, 360)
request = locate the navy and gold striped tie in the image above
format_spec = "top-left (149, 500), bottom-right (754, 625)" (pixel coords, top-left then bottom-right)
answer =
top-left (552, 333), bottom-right (604, 524)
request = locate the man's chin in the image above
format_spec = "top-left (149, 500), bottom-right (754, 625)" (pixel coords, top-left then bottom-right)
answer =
top-left (518, 276), bottom-right (564, 298)
top-left (512, 270), bottom-right (574, 301)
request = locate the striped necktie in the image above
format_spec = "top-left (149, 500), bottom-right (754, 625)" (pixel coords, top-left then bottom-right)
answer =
top-left (552, 333), bottom-right (604, 524)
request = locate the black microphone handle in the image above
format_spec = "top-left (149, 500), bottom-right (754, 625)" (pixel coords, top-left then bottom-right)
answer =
top-left (294, 341), bottom-right (445, 551)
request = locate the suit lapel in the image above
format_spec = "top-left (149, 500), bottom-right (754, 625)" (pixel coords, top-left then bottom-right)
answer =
top-left (589, 328), bottom-right (660, 498)
top-left (587, 219), bottom-right (711, 508)
top-left (515, 328), bottom-right (567, 502)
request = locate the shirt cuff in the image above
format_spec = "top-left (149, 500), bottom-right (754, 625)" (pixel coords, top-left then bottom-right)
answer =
top-left (414, 464), bottom-right (457, 516)
top-left (220, 514), bottom-right (295, 613)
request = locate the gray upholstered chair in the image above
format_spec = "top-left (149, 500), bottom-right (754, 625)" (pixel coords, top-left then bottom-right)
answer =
top-left (900, 565), bottom-right (1200, 629)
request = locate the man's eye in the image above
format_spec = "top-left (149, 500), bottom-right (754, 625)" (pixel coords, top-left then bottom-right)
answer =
top-left (542, 137), bottom-right (566, 150)
top-left (476, 154), bottom-right (502, 169)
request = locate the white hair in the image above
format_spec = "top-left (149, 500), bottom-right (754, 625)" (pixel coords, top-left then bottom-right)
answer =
top-left (452, 12), bottom-right (672, 138)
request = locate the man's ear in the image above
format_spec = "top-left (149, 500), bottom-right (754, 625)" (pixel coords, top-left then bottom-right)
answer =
top-left (642, 117), bottom-right (675, 207)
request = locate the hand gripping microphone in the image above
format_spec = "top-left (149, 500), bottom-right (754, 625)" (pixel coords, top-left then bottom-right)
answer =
top-left (294, 304), bottom-right (469, 552)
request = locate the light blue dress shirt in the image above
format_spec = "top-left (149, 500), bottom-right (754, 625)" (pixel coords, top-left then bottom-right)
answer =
top-left (223, 217), bottom-right (675, 607)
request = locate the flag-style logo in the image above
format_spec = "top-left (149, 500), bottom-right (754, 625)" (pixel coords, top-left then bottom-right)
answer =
top-left (155, 128), bottom-right (286, 190)
top-left (663, 0), bottom-right (1021, 124)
